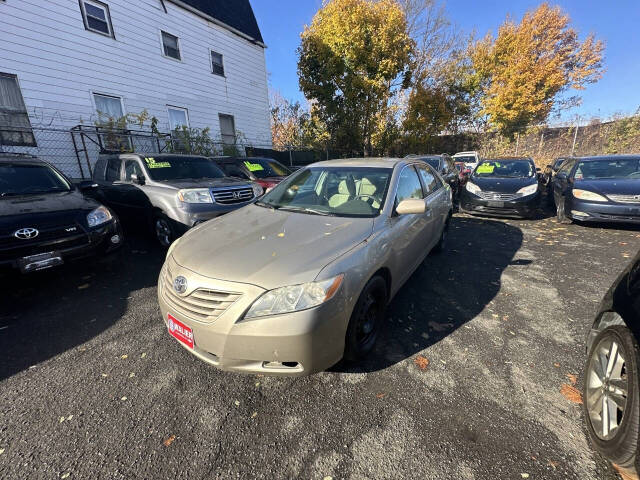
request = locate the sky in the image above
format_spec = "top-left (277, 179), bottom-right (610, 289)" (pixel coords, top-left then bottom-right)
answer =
top-left (251, 0), bottom-right (640, 124)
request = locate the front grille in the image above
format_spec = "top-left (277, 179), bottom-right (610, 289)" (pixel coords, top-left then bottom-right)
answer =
top-left (161, 264), bottom-right (242, 322)
top-left (607, 194), bottom-right (640, 204)
top-left (0, 224), bottom-right (89, 260)
top-left (476, 191), bottom-right (522, 201)
top-left (212, 186), bottom-right (254, 205)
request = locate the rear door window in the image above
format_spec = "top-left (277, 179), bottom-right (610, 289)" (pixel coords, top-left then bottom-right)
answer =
top-left (415, 164), bottom-right (439, 196)
top-left (105, 157), bottom-right (122, 182)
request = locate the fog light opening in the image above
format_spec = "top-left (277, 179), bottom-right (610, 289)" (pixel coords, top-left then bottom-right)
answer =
top-left (262, 361), bottom-right (300, 369)
top-left (570, 210), bottom-right (589, 217)
top-left (110, 234), bottom-right (121, 244)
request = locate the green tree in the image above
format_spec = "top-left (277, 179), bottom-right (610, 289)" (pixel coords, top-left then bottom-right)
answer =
top-left (298, 0), bottom-right (413, 155)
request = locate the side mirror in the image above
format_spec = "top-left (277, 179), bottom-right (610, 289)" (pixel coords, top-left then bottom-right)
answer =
top-left (396, 198), bottom-right (426, 215)
top-left (131, 174), bottom-right (145, 185)
top-left (78, 180), bottom-right (97, 190)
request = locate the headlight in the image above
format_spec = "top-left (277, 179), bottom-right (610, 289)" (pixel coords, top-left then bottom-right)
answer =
top-left (517, 184), bottom-right (538, 196)
top-left (178, 189), bottom-right (213, 203)
top-left (466, 182), bottom-right (481, 194)
top-left (245, 274), bottom-right (344, 319)
top-left (252, 183), bottom-right (264, 197)
top-left (87, 206), bottom-right (112, 227)
top-left (573, 189), bottom-right (608, 202)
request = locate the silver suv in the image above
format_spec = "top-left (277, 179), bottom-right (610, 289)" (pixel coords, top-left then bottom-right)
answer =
top-left (91, 153), bottom-right (262, 246)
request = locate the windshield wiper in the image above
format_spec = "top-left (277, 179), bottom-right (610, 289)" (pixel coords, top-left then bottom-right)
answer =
top-left (255, 200), bottom-right (280, 209)
top-left (278, 206), bottom-right (334, 216)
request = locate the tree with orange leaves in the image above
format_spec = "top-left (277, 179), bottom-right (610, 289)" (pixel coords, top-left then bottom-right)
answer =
top-left (470, 3), bottom-right (604, 137)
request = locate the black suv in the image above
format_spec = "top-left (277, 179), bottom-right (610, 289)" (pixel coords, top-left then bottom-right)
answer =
top-left (0, 155), bottom-right (123, 273)
top-left (90, 153), bottom-right (261, 246)
top-left (405, 154), bottom-right (461, 198)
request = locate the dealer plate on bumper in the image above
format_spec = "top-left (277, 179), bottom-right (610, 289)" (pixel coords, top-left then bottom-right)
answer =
top-left (18, 251), bottom-right (63, 273)
top-left (167, 313), bottom-right (194, 349)
top-left (487, 200), bottom-right (504, 208)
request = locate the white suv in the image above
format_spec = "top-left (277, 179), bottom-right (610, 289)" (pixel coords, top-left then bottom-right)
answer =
top-left (453, 151), bottom-right (480, 170)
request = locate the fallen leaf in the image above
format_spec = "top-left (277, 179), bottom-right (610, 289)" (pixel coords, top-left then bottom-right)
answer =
top-left (121, 396), bottom-right (127, 401)
top-left (548, 460), bottom-right (558, 469)
top-left (414, 355), bottom-right (429, 370)
top-left (61, 474), bottom-right (71, 479)
top-left (0, 448), bottom-right (4, 455)
top-left (59, 416), bottom-right (65, 423)
top-left (101, 373), bottom-right (108, 378)
top-left (323, 477), bottom-right (333, 480)
top-left (376, 393), bottom-right (386, 399)
top-left (129, 372), bottom-right (135, 378)
top-left (120, 354), bottom-right (128, 360)
top-left (560, 384), bottom-right (583, 404)
top-left (566, 373), bottom-right (577, 385)
top-left (553, 363), bottom-right (560, 368)
top-left (66, 415), bottom-right (73, 421)
top-left (251, 412), bottom-right (258, 418)
top-left (620, 242), bottom-right (628, 245)
top-left (140, 352), bottom-right (147, 359)
top-left (255, 382), bottom-right (260, 387)
top-left (77, 284), bottom-right (90, 290)
top-left (163, 435), bottom-right (176, 447)
top-left (234, 400), bottom-right (240, 407)
top-left (521, 474), bottom-right (529, 479)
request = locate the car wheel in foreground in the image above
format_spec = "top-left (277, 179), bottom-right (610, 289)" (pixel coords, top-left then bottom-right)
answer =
top-left (344, 276), bottom-right (387, 361)
top-left (583, 325), bottom-right (639, 469)
top-left (154, 215), bottom-right (176, 248)
top-left (556, 198), bottom-right (572, 224)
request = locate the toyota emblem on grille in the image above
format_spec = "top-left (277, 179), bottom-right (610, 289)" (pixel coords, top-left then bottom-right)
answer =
top-left (173, 276), bottom-right (187, 294)
top-left (14, 227), bottom-right (39, 240)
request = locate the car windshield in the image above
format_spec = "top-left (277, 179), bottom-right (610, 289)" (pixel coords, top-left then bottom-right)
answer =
top-left (454, 156), bottom-right (475, 163)
top-left (242, 158), bottom-right (291, 179)
top-left (574, 159), bottom-right (640, 179)
top-left (256, 166), bottom-right (392, 218)
top-left (473, 160), bottom-right (534, 178)
top-left (419, 158), bottom-right (440, 170)
top-left (554, 158), bottom-right (567, 169)
top-left (142, 156), bottom-right (225, 181)
top-left (0, 163), bottom-right (71, 196)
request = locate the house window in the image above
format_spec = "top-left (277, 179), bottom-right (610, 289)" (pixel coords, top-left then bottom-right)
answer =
top-left (218, 114), bottom-right (236, 145)
top-left (80, 0), bottom-right (114, 38)
top-left (93, 93), bottom-right (124, 120)
top-left (0, 73), bottom-right (36, 147)
top-left (161, 31), bottom-right (181, 60)
top-left (211, 50), bottom-right (224, 76)
top-left (167, 106), bottom-right (189, 131)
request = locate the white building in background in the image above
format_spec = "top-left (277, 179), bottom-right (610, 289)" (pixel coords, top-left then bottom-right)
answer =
top-left (0, 0), bottom-right (271, 177)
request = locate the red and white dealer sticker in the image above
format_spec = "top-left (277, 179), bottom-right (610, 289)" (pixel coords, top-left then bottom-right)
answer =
top-left (167, 314), bottom-right (194, 349)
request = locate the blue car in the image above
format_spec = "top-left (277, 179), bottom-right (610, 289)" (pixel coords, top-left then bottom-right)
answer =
top-left (553, 155), bottom-right (640, 224)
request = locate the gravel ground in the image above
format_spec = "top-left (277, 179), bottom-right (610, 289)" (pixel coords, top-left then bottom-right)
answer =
top-left (1, 212), bottom-right (639, 480)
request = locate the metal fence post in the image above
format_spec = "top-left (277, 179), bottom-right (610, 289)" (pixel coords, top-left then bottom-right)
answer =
top-left (70, 129), bottom-right (86, 179)
top-left (79, 129), bottom-right (93, 177)
top-left (515, 132), bottom-right (520, 155)
top-left (571, 122), bottom-right (579, 156)
top-left (288, 145), bottom-right (293, 167)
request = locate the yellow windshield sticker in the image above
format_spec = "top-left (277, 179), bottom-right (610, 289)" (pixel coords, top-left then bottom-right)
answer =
top-left (476, 164), bottom-right (495, 174)
top-left (145, 157), bottom-right (171, 168)
top-left (244, 161), bottom-right (264, 172)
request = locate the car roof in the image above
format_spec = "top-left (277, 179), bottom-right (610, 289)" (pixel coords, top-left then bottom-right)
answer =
top-left (482, 157), bottom-right (533, 162)
top-left (453, 151), bottom-right (477, 156)
top-left (0, 155), bottom-right (49, 166)
top-left (308, 157), bottom-right (402, 168)
top-left (573, 154), bottom-right (640, 161)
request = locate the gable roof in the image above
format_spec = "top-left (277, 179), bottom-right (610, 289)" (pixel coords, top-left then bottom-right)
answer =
top-left (171, 0), bottom-right (264, 45)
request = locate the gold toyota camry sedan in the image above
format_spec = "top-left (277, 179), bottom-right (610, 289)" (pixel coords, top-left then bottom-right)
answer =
top-left (158, 158), bottom-right (452, 376)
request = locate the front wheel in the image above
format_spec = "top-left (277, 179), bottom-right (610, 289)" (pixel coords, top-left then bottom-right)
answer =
top-left (583, 325), bottom-right (639, 469)
top-left (344, 276), bottom-right (388, 361)
top-left (154, 215), bottom-right (177, 248)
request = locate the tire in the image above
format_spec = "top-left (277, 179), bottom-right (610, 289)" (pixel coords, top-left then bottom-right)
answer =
top-left (344, 276), bottom-right (388, 361)
top-left (582, 325), bottom-right (639, 469)
top-left (432, 213), bottom-right (451, 254)
top-left (154, 214), bottom-right (177, 248)
top-left (556, 197), bottom-right (572, 224)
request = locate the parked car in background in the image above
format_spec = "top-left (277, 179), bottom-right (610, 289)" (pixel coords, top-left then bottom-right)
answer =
top-left (212, 156), bottom-right (292, 190)
top-left (158, 158), bottom-right (452, 376)
top-left (90, 153), bottom-right (262, 246)
top-left (405, 154), bottom-right (461, 199)
top-left (460, 157), bottom-right (541, 218)
top-left (552, 155), bottom-right (640, 224)
top-left (0, 155), bottom-right (123, 273)
top-left (583, 249), bottom-right (639, 475)
top-left (453, 151), bottom-right (480, 170)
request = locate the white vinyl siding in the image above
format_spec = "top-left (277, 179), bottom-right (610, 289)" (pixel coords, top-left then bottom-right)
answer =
top-left (0, 0), bottom-right (271, 160)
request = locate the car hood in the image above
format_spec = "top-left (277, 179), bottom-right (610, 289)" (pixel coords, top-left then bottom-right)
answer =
top-left (471, 176), bottom-right (537, 193)
top-left (574, 178), bottom-right (640, 196)
top-left (0, 190), bottom-right (100, 230)
top-left (171, 204), bottom-right (374, 290)
top-left (154, 177), bottom-right (251, 189)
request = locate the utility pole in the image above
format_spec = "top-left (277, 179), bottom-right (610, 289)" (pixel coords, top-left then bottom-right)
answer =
top-left (571, 119), bottom-right (580, 156)
top-left (515, 132), bottom-right (520, 155)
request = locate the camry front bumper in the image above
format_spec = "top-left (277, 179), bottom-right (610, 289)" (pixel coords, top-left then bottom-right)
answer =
top-left (157, 257), bottom-right (350, 376)
top-left (566, 197), bottom-right (640, 224)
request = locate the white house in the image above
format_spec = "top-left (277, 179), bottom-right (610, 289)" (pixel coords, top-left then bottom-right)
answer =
top-left (0, 0), bottom-right (271, 177)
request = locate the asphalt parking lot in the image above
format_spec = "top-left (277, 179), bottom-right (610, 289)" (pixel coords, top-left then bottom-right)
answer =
top-left (1, 213), bottom-right (639, 480)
